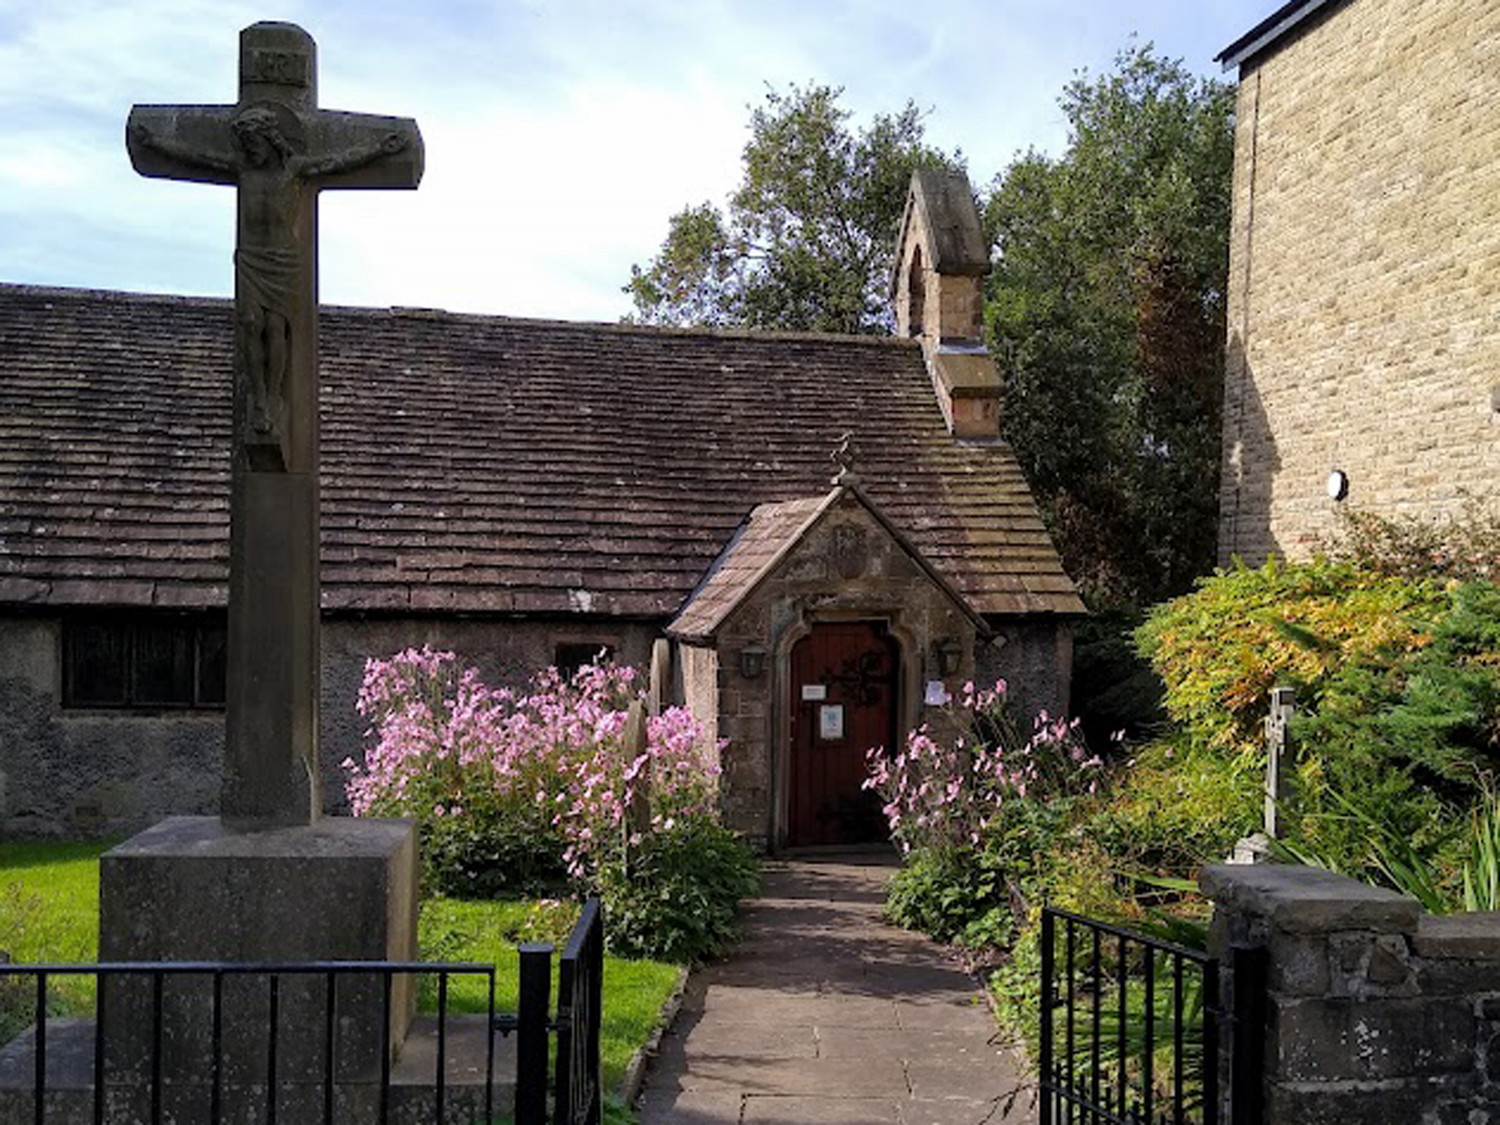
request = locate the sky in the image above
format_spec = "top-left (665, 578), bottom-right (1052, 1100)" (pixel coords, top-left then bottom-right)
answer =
top-left (0, 0), bottom-right (1272, 323)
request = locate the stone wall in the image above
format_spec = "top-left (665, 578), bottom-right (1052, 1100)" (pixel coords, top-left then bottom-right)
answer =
top-left (893, 201), bottom-right (986, 350)
top-left (1202, 862), bottom-right (1500, 1120)
top-left (0, 613), bottom-right (656, 836)
top-left (677, 641), bottom-right (721, 777)
top-left (1219, 0), bottom-right (1500, 566)
top-left (891, 174), bottom-right (1001, 438)
top-left (0, 615), bottom-right (220, 836)
top-left (976, 618), bottom-right (1072, 725)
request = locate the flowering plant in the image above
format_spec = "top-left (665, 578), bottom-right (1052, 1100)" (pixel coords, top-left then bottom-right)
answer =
top-left (864, 679), bottom-right (1102, 855)
top-left (346, 647), bottom-right (722, 889)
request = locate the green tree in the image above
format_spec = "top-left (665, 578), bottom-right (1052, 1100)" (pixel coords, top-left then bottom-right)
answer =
top-left (987, 44), bottom-right (1235, 607)
top-left (626, 84), bottom-right (962, 334)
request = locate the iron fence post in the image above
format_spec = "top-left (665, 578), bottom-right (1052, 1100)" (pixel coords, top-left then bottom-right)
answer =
top-left (1229, 946), bottom-right (1267, 1125)
top-left (1039, 909), bottom-right (1054, 1125)
top-left (516, 942), bottom-right (554, 1125)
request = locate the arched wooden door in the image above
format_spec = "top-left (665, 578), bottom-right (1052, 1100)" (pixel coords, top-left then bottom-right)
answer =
top-left (787, 622), bottom-right (899, 847)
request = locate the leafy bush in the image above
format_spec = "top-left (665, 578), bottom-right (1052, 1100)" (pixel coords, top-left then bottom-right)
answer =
top-left (1139, 557), bottom-right (1500, 900)
top-left (1282, 579), bottom-right (1500, 878)
top-left (596, 814), bottom-right (758, 964)
top-left (347, 647), bottom-right (755, 962)
top-left (421, 806), bottom-right (567, 899)
top-left (1084, 738), bottom-right (1261, 880)
top-left (1321, 500), bottom-right (1500, 584)
top-left (869, 681), bottom-right (1103, 970)
top-left (1275, 785), bottom-right (1500, 917)
top-left (1137, 557), bottom-right (1445, 753)
top-left (885, 845), bottom-right (1014, 950)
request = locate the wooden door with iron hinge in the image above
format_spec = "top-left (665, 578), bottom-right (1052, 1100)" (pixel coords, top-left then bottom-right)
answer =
top-left (787, 621), bottom-right (898, 848)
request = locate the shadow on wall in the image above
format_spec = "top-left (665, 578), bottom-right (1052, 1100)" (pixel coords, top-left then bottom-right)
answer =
top-left (1220, 331), bottom-right (1280, 566)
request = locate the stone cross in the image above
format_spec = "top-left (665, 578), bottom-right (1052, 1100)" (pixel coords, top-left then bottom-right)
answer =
top-left (1264, 685), bottom-right (1296, 838)
top-left (831, 431), bottom-right (860, 487)
top-left (127, 22), bottom-right (424, 828)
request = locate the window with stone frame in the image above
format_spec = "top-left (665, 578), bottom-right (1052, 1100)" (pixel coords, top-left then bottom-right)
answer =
top-left (62, 614), bottom-right (227, 709)
top-left (553, 641), bottom-right (617, 679)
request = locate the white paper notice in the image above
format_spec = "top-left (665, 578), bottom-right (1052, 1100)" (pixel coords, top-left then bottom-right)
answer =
top-left (819, 704), bottom-right (845, 740)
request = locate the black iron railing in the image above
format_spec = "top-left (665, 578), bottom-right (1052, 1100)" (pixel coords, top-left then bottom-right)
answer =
top-left (1, 959), bottom-right (496, 1125)
top-left (1039, 907), bottom-right (1223, 1125)
top-left (0, 897), bottom-right (605, 1125)
top-left (554, 897), bottom-right (602, 1125)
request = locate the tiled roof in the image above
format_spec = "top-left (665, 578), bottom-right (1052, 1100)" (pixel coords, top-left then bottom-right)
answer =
top-left (668, 496), bottom-right (827, 642)
top-left (0, 283), bottom-right (1084, 618)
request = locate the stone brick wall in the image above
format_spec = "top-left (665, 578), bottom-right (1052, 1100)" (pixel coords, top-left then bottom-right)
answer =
top-left (976, 618), bottom-right (1072, 724)
top-left (1219, 0), bottom-right (1500, 565)
top-left (678, 641), bottom-right (721, 777)
top-left (0, 613), bottom-right (655, 836)
top-left (892, 179), bottom-right (1001, 438)
top-left (1202, 863), bottom-right (1500, 1120)
top-left (893, 205), bottom-right (985, 349)
top-left (0, 616), bottom-right (220, 836)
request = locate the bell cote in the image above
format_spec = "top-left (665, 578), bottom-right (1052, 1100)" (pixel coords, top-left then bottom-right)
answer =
top-left (891, 168), bottom-right (1001, 438)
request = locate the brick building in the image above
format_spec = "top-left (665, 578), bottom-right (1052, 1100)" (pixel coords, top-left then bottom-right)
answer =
top-left (1217, 0), bottom-right (1500, 565)
top-left (0, 170), bottom-right (1082, 847)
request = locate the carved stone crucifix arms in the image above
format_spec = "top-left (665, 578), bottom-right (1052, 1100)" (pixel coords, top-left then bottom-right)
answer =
top-left (127, 22), bottom-right (423, 828)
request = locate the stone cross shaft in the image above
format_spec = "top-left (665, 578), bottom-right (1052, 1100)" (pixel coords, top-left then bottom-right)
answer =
top-left (1264, 685), bottom-right (1296, 838)
top-left (127, 22), bottom-right (423, 828)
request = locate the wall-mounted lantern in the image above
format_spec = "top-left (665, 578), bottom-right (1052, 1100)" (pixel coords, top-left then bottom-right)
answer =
top-left (931, 637), bottom-right (963, 677)
top-left (1326, 470), bottom-right (1349, 502)
top-left (738, 646), bottom-right (767, 679)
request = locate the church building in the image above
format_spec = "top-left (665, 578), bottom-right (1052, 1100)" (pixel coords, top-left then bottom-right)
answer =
top-left (0, 169), bottom-right (1082, 849)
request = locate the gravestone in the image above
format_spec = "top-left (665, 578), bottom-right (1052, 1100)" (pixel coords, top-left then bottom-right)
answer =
top-left (90, 21), bottom-right (426, 1119)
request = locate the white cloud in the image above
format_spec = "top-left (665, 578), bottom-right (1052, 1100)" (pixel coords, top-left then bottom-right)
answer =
top-left (0, 0), bottom-right (1273, 319)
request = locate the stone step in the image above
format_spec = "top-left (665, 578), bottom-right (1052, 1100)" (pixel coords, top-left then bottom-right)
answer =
top-left (0, 1014), bottom-right (515, 1125)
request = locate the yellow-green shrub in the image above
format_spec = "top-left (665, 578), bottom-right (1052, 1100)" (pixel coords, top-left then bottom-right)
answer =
top-left (1137, 557), bottom-right (1444, 753)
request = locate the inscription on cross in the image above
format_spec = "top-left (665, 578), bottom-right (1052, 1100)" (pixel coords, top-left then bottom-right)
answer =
top-left (127, 22), bottom-right (423, 828)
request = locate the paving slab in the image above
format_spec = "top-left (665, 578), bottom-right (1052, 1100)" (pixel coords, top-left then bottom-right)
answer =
top-left (742, 1094), bottom-right (903, 1123)
top-left (637, 856), bottom-right (1036, 1124)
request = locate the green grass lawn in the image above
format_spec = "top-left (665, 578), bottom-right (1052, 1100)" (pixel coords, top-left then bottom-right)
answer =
top-left (0, 838), bottom-right (681, 1109)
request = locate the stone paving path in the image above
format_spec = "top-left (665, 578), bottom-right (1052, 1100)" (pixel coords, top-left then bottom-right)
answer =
top-left (636, 856), bottom-right (1036, 1125)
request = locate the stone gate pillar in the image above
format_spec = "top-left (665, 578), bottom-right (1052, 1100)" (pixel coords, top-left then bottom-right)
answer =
top-left (1202, 863), bottom-right (1500, 1121)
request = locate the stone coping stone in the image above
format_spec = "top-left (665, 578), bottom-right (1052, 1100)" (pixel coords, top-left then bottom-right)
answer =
top-left (104, 814), bottom-right (415, 860)
top-left (1414, 912), bottom-right (1500, 960)
top-left (1200, 863), bottom-right (1420, 935)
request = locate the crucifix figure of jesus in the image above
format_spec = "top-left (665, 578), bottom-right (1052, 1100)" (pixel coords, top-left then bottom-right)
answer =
top-left (127, 21), bottom-right (424, 828)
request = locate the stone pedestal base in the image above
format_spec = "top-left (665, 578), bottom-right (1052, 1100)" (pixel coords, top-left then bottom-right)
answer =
top-left (0, 1016), bottom-right (508, 1125)
top-left (96, 816), bottom-right (419, 1090)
